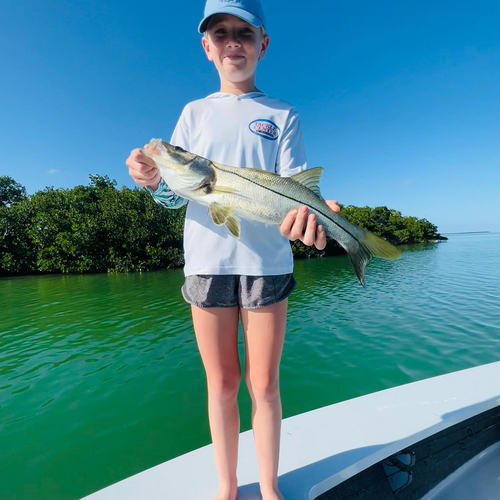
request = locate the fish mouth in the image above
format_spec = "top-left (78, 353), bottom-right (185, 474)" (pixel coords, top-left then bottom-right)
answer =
top-left (144, 139), bottom-right (194, 175)
top-left (145, 138), bottom-right (179, 159)
top-left (144, 138), bottom-right (163, 157)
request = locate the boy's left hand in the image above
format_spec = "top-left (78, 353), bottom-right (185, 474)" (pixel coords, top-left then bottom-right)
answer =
top-left (280, 200), bottom-right (340, 250)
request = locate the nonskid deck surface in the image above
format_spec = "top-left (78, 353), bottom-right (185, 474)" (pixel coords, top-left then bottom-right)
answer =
top-left (420, 441), bottom-right (500, 500)
top-left (82, 361), bottom-right (500, 500)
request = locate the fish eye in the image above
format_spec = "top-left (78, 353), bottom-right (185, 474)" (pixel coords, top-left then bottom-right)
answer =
top-left (174, 146), bottom-right (184, 152)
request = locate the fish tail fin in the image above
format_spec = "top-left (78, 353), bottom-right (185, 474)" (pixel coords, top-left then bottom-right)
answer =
top-left (347, 243), bottom-right (372, 287)
top-left (361, 232), bottom-right (402, 260)
top-left (347, 232), bottom-right (402, 286)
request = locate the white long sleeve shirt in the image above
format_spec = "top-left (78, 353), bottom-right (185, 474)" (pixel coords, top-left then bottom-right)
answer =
top-left (149, 91), bottom-right (308, 276)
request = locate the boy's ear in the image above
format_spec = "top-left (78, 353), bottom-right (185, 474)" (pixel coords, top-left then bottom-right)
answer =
top-left (202, 36), bottom-right (214, 62)
top-left (259, 35), bottom-right (270, 60)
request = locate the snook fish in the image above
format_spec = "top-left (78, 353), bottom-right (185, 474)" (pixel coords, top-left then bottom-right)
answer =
top-left (144, 139), bottom-right (401, 285)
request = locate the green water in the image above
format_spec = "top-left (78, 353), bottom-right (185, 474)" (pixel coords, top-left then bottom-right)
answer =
top-left (1, 233), bottom-right (499, 499)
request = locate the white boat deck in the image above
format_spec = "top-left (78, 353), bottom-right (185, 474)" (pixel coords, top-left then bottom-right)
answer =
top-left (421, 440), bottom-right (500, 500)
top-left (83, 361), bottom-right (500, 500)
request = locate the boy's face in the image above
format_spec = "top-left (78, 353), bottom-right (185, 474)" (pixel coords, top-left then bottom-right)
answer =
top-left (202, 14), bottom-right (269, 86)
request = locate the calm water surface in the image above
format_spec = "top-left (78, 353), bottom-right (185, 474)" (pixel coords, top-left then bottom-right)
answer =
top-left (1, 233), bottom-right (499, 499)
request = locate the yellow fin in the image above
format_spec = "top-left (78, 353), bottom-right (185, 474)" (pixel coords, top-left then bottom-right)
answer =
top-left (224, 215), bottom-right (240, 238)
top-left (209, 204), bottom-right (228, 225)
top-left (211, 186), bottom-right (238, 194)
top-left (291, 167), bottom-right (324, 197)
top-left (209, 204), bottom-right (241, 239)
top-left (362, 232), bottom-right (402, 260)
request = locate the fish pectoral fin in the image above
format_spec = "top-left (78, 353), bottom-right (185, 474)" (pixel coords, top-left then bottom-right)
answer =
top-left (291, 167), bottom-right (324, 197)
top-left (209, 204), bottom-right (241, 239)
top-left (211, 186), bottom-right (239, 194)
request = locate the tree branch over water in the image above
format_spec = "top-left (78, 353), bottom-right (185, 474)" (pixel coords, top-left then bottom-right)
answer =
top-left (0, 175), bottom-right (446, 277)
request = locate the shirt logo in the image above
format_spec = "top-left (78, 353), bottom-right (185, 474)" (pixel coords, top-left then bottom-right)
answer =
top-left (249, 119), bottom-right (280, 141)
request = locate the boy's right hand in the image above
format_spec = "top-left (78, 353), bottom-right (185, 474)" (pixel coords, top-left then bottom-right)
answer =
top-left (126, 147), bottom-right (161, 191)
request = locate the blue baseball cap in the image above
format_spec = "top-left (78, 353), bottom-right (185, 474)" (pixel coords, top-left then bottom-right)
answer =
top-left (198, 0), bottom-right (266, 34)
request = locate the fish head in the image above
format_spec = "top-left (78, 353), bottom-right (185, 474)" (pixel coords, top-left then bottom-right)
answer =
top-left (144, 139), bottom-right (215, 191)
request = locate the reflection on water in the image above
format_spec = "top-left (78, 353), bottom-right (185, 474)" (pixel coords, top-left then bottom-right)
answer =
top-left (1, 233), bottom-right (499, 499)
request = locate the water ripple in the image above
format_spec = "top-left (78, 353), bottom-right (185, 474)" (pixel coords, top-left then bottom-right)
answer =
top-left (1, 234), bottom-right (500, 498)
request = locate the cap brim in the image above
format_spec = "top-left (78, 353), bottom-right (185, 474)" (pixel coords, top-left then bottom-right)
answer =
top-left (198, 7), bottom-right (263, 33)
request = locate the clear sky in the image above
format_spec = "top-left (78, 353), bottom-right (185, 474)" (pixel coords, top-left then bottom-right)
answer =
top-left (1, 0), bottom-right (499, 233)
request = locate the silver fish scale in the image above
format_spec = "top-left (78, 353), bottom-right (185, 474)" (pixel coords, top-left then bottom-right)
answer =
top-left (148, 139), bottom-right (401, 285)
top-left (206, 163), bottom-right (362, 251)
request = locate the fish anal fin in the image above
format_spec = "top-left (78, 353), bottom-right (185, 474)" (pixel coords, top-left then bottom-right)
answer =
top-left (209, 204), bottom-right (241, 239)
top-left (291, 167), bottom-right (324, 197)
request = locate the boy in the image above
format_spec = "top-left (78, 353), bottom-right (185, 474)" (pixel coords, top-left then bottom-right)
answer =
top-left (126, 1), bottom-right (339, 499)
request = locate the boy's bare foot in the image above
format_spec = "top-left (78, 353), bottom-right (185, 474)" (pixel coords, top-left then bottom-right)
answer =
top-left (260, 485), bottom-right (285, 500)
top-left (214, 485), bottom-right (238, 500)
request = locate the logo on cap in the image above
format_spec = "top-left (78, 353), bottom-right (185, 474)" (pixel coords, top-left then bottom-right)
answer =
top-left (249, 119), bottom-right (280, 141)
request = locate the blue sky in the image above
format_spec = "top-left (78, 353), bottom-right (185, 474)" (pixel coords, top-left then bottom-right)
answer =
top-left (1, 0), bottom-right (499, 233)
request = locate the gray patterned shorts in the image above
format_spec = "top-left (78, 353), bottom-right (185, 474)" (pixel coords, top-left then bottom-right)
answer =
top-left (181, 274), bottom-right (297, 309)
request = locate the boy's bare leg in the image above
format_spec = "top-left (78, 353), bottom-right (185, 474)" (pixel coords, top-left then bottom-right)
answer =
top-left (191, 305), bottom-right (241, 500)
top-left (241, 300), bottom-right (288, 500)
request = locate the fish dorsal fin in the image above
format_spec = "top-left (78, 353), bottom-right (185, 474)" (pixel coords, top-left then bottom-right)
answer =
top-left (209, 204), bottom-right (241, 239)
top-left (291, 167), bottom-right (323, 197)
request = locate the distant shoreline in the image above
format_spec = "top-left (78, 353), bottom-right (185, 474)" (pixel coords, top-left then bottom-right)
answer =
top-left (0, 176), bottom-right (449, 277)
top-left (442, 231), bottom-right (491, 235)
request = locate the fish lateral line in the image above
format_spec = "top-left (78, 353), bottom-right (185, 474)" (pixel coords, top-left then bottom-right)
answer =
top-left (145, 139), bottom-right (401, 285)
top-left (212, 163), bottom-right (362, 245)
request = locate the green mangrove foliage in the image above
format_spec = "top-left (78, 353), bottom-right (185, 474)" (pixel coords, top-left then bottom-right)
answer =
top-left (0, 175), bottom-right (446, 276)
